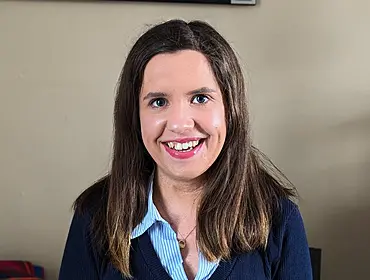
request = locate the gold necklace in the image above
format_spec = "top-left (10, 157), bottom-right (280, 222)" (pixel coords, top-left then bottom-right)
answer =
top-left (177, 226), bottom-right (196, 249)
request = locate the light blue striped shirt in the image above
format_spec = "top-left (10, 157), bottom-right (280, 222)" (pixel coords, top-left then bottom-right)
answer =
top-left (131, 178), bottom-right (219, 280)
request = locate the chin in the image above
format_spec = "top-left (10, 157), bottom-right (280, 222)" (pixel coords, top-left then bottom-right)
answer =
top-left (166, 167), bottom-right (207, 182)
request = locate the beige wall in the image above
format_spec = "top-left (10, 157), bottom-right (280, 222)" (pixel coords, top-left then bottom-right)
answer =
top-left (1, 0), bottom-right (369, 279)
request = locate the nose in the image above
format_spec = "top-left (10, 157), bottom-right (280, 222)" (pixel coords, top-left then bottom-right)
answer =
top-left (166, 103), bottom-right (195, 134)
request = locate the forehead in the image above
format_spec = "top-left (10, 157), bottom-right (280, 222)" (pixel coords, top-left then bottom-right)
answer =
top-left (141, 50), bottom-right (219, 93)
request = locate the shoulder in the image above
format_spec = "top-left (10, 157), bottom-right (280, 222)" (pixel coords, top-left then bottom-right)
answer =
top-left (69, 175), bottom-right (111, 241)
top-left (271, 197), bottom-right (304, 239)
top-left (68, 176), bottom-right (111, 259)
top-left (274, 198), bottom-right (300, 227)
top-left (72, 175), bottom-right (110, 248)
top-left (74, 175), bottom-right (110, 216)
top-left (60, 177), bottom-right (111, 278)
top-left (266, 198), bottom-right (307, 261)
top-left (262, 199), bottom-right (312, 279)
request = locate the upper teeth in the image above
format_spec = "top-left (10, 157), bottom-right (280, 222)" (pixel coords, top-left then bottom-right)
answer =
top-left (167, 140), bottom-right (200, 151)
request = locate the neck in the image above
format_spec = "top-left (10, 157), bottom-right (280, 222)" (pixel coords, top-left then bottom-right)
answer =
top-left (152, 170), bottom-right (202, 231)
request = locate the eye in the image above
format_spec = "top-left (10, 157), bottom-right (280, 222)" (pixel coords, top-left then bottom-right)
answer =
top-left (192, 94), bottom-right (209, 104)
top-left (150, 98), bottom-right (167, 108)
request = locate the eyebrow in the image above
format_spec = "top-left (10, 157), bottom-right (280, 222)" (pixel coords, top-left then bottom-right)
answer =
top-left (142, 87), bottom-right (216, 101)
top-left (190, 87), bottom-right (216, 95)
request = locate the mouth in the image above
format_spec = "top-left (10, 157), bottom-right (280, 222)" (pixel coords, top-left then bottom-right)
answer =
top-left (161, 138), bottom-right (206, 159)
top-left (164, 139), bottom-right (204, 152)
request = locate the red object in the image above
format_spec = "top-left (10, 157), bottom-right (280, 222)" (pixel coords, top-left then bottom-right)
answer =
top-left (0, 260), bottom-right (44, 279)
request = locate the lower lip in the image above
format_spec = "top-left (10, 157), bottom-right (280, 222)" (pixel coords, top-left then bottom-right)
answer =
top-left (163, 141), bottom-right (204, 160)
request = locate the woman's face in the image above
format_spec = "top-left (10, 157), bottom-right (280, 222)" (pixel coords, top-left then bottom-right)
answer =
top-left (139, 50), bottom-right (227, 182)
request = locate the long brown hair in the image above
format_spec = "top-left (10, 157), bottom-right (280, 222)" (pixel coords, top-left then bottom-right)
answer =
top-left (74, 19), bottom-right (296, 277)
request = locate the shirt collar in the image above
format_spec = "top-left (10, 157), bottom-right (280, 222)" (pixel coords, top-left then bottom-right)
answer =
top-left (131, 172), bottom-right (167, 239)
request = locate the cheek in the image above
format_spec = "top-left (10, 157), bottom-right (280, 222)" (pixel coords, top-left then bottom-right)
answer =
top-left (212, 112), bottom-right (225, 129)
top-left (139, 113), bottom-right (151, 145)
top-left (140, 113), bottom-right (165, 144)
top-left (209, 106), bottom-right (227, 135)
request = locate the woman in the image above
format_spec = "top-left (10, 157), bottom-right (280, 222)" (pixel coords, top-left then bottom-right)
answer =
top-left (59, 19), bottom-right (312, 280)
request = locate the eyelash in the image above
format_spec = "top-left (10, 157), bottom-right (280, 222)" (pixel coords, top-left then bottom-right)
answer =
top-left (149, 94), bottom-right (210, 108)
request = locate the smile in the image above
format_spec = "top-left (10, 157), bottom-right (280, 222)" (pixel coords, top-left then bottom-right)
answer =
top-left (162, 138), bottom-right (205, 159)
top-left (166, 140), bottom-right (201, 152)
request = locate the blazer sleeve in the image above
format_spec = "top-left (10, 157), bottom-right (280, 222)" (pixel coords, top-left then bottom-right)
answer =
top-left (272, 204), bottom-right (313, 280)
top-left (59, 211), bottom-right (100, 280)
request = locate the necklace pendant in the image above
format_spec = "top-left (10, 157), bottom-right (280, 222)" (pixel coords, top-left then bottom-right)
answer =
top-left (178, 239), bottom-right (186, 249)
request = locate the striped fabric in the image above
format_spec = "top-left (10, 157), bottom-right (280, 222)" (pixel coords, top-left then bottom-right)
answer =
top-left (131, 178), bottom-right (219, 280)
